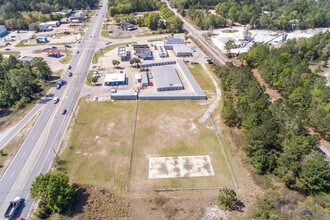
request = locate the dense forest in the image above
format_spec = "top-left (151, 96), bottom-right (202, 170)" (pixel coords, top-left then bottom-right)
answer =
top-left (218, 32), bottom-right (330, 196)
top-left (171, 0), bottom-right (330, 30)
top-left (0, 55), bottom-right (52, 110)
top-left (108, 0), bottom-right (161, 16)
top-left (0, 0), bottom-right (98, 30)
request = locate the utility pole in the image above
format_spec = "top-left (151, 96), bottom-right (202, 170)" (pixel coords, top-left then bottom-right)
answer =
top-left (52, 148), bottom-right (60, 163)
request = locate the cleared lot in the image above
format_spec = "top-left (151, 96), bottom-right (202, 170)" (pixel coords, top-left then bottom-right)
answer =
top-left (59, 99), bottom-right (135, 192)
top-left (130, 100), bottom-right (234, 190)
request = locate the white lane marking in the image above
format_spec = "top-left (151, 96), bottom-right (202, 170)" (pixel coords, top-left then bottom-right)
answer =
top-left (32, 135), bottom-right (36, 140)
top-left (10, 171), bottom-right (15, 177)
top-left (22, 151), bottom-right (27, 157)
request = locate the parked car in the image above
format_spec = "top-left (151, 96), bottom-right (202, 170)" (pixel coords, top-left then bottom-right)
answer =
top-left (5, 48), bottom-right (11, 51)
top-left (61, 109), bottom-right (67, 115)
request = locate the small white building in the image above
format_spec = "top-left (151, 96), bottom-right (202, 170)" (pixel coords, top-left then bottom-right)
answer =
top-left (38, 24), bottom-right (52, 32)
top-left (157, 45), bottom-right (168, 58)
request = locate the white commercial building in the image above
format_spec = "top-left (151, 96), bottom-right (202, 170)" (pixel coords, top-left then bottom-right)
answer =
top-left (173, 44), bottom-right (193, 57)
top-left (104, 73), bottom-right (126, 86)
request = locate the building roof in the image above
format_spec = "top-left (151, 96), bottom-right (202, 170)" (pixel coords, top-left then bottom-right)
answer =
top-left (152, 66), bottom-right (183, 90)
top-left (173, 44), bottom-right (192, 54)
top-left (141, 72), bottom-right (149, 84)
top-left (135, 73), bottom-right (142, 80)
top-left (118, 46), bottom-right (127, 57)
top-left (104, 73), bottom-right (125, 82)
top-left (36, 36), bottom-right (48, 40)
top-left (164, 37), bottom-right (184, 45)
top-left (176, 59), bottom-right (204, 97)
top-left (19, 56), bottom-right (34, 62)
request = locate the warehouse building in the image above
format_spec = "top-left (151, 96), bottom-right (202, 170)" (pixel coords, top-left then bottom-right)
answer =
top-left (141, 72), bottom-right (149, 86)
top-left (140, 60), bottom-right (176, 68)
top-left (163, 37), bottom-right (184, 49)
top-left (173, 44), bottom-right (192, 57)
top-left (104, 73), bottom-right (126, 86)
top-left (152, 66), bottom-right (184, 91)
top-left (133, 44), bottom-right (153, 60)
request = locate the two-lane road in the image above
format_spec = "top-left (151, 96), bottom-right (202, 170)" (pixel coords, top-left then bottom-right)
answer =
top-left (0, 0), bottom-right (108, 218)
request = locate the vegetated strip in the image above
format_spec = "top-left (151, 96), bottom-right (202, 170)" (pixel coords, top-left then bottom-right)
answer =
top-left (125, 100), bottom-right (139, 192)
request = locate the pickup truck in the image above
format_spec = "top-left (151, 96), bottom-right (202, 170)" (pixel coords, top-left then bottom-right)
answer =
top-left (4, 197), bottom-right (23, 219)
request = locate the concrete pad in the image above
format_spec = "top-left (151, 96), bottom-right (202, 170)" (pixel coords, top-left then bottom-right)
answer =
top-left (148, 155), bottom-right (215, 179)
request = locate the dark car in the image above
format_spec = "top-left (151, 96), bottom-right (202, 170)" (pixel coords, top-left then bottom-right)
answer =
top-left (61, 109), bottom-right (67, 115)
top-left (5, 48), bottom-right (11, 51)
top-left (69, 72), bottom-right (73, 77)
top-left (68, 65), bottom-right (72, 69)
top-left (56, 84), bottom-right (61, 89)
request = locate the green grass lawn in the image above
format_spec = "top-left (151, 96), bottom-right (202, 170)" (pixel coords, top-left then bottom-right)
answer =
top-left (221, 29), bottom-right (239, 33)
top-left (59, 50), bottom-right (73, 64)
top-left (0, 51), bottom-right (21, 56)
top-left (58, 99), bottom-right (135, 192)
top-left (188, 64), bottom-right (216, 92)
top-left (92, 42), bottom-right (137, 64)
top-left (147, 37), bottom-right (164, 42)
top-left (86, 70), bottom-right (94, 86)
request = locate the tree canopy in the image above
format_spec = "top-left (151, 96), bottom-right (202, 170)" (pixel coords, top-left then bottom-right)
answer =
top-left (217, 32), bottom-right (330, 195)
top-left (0, 55), bottom-right (52, 110)
top-left (31, 172), bottom-right (76, 213)
top-left (171, 0), bottom-right (330, 30)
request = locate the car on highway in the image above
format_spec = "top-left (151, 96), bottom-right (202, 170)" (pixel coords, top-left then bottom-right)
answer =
top-left (56, 84), bottom-right (61, 89)
top-left (93, 96), bottom-right (98, 101)
top-left (105, 41), bottom-right (112, 45)
top-left (61, 109), bottom-right (67, 115)
top-left (68, 65), bottom-right (72, 69)
top-left (5, 48), bottom-right (11, 51)
top-left (69, 72), bottom-right (73, 77)
top-left (53, 97), bottom-right (59, 104)
top-left (4, 197), bottom-right (24, 219)
top-left (76, 51), bottom-right (79, 54)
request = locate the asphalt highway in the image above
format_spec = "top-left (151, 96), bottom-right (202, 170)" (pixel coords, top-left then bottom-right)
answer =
top-left (0, 0), bottom-right (108, 218)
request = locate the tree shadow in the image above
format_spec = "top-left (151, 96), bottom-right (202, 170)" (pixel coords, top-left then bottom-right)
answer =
top-left (64, 185), bottom-right (90, 217)
top-left (236, 199), bottom-right (245, 212)
top-left (0, 109), bottom-right (12, 118)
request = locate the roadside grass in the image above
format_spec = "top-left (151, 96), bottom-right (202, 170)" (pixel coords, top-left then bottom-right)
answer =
top-left (147, 37), bottom-right (164, 42)
top-left (57, 99), bottom-right (135, 192)
top-left (221, 29), bottom-right (238, 33)
top-left (0, 113), bottom-right (39, 174)
top-left (0, 51), bottom-right (21, 56)
top-left (53, 69), bottom-right (64, 77)
top-left (59, 50), bottom-right (73, 64)
top-left (86, 70), bottom-right (94, 86)
top-left (32, 50), bottom-right (43, 54)
top-left (92, 42), bottom-right (136, 64)
top-left (188, 64), bottom-right (216, 92)
top-left (130, 100), bottom-right (234, 190)
top-left (101, 23), bottom-right (111, 38)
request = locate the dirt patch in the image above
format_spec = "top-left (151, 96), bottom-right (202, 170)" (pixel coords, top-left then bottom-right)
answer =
top-left (0, 104), bottom-right (35, 132)
top-left (252, 69), bottom-right (282, 102)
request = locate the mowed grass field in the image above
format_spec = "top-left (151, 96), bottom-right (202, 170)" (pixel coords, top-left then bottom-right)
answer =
top-left (59, 99), bottom-right (135, 192)
top-left (60, 99), bottom-right (235, 193)
top-left (130, 100), bottom-right (234, 190)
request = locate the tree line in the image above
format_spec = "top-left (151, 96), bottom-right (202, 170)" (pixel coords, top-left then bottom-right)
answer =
top-left (218, 32), bottom-right (330, 195)
top-left (111, 4), bottom-right (184, 33)
top-left (171, 0), bottom-right (330, 31)
top-left (0, 55), bottom-right (52, 110)
top-left (108, 0), bottom-right (161, 16)
top-left (0, 0), bottom-right (97, 30)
